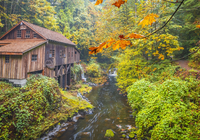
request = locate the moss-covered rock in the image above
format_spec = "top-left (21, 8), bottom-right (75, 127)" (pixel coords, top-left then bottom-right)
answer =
top-left (122, 134), bottom-right (126, 138)
top-left (105, 129), bottom-right (114, 138)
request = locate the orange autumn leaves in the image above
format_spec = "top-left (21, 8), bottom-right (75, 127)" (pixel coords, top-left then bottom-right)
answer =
top-left (139, 13), bottom-right (159, 28)
top-left (88, 12), bottom-right (158, 54)
top-left (95, 0), bottom-right (127, 8)
top-left (89, 33), bottom-right (145, 54)
top-left (90, 0), bottom-right (159, 55)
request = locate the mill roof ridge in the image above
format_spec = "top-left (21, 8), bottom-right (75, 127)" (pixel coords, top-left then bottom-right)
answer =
top-left (21, 21), bottom-right (76, 46)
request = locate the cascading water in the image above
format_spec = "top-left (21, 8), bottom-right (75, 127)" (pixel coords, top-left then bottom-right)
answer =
top-left (108, 68), bottom-right (117, 76)
top-left (79, 64), bottom-right (87, 82)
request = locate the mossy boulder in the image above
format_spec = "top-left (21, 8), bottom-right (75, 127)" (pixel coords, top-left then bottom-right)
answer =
top-left (105, 129), bottom-right (114, 138)
top-left (122, 134), bottom-right (126, 138)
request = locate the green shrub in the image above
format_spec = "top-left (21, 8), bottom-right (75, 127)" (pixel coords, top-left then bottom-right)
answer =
top-left (86, 59), bottom-right (102, 77)
top-left (189, 47), bottom-right (200, 70)
top-left (127, 78), bottom-right (200, 140)
top-left (0, 75), bottom-right (93, 139)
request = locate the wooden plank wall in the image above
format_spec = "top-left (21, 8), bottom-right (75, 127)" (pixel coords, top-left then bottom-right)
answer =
top-left (2, 25), bottom-right (43, 40)
top-left (0, 55), bottom-right (23, 79)
top-left (46, 42), bottom-right (80, 66)
top-left (22, 45), bottom-right (45, 78)
top-left (44, 67), bottom-right (55, 78)
top-left (67, 47), bottom-right (75, 64)
top-left (74, 50), bottom-right (80, 63)
top-left (45, 43), bottom-right (68, 66)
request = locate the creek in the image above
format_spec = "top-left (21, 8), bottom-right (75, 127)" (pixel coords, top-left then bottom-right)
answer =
top-left (54, 76), bottom-right (135, 140)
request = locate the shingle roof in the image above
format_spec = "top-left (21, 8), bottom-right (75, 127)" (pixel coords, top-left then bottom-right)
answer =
top-left (0, 39), bottom-right (47, 55)
top-left (22, 21), bottom-right (76, 46)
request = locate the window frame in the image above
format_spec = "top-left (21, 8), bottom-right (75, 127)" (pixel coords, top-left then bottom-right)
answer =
top-left (31, 54), bottom-right (37, 61)
top-left (49, 50), bottom-right (55, 58)
top-left (17, 30), bottom-right (21, 38)
top-left (33, 32), bottom-right (37, 38)
top-left (5, 55), bottom-right (9, 63)
top-left (60, 50), bottom-right (65, 58)
top-left (25, 30), bottom-right (30, 38)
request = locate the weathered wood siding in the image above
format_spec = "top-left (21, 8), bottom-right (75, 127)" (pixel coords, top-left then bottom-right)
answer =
top-left (74, 49), bottom-right (80, 63)
top-left (2, 25), bottom-right (43, 40)
top-left (0, 55), bottom-right (23, 79)
top-left (22, 45), bottom-right (45, 78)
top-left (67, 47), bottom-right (76, 64)
top-left (44, 67), bottom-right (55, 78)
top-left (56, 45), bottom-right (67, 66)
top-left (45, 43), bottom-right (68, 66)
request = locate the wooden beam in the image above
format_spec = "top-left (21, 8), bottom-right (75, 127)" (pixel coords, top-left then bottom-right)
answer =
top-left (55, 66), bottom-right (58, 77)
top-left (0, 52), bottom-right (23, 55)
top-left (60, 65), bottom-right (63, 88)
top-left (69, 65), bottom-right (71, 85)
top-left (65, 65), bottom-right (67, 88)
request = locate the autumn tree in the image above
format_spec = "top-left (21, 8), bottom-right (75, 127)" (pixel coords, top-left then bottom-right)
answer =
top-left (0, 0), bottom-right (58, 36)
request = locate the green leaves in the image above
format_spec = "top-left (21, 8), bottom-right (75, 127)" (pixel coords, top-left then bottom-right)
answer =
top-left (0, 75), bottom-right (93, 139)
top-left (127, 78), bottom-right (200, 139)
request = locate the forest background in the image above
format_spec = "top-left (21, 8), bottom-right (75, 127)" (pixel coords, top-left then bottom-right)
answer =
top-left (0, 0), bottom-right (200, 139)
top-left (0, 0), bottom-right (199, 63)
top-left (0, 0), bottom-right (200, 92)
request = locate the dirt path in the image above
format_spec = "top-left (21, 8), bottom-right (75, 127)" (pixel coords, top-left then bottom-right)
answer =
top-left (176, 60), bottom-right (200, 72)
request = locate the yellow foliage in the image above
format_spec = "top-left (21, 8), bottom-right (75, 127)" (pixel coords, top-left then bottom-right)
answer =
top-left (138, 13), bottom-right (159, 28)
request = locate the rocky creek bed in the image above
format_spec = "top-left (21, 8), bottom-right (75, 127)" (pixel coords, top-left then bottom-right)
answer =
top-left (49, 76), bottom-right (136, 140)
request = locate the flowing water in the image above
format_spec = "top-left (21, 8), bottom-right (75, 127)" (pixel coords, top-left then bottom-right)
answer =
top-left (55, 76), bottom-right (135, 140)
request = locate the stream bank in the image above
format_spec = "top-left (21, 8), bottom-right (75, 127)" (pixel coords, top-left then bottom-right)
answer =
top-left (53, 76), bottom-right (136, 140)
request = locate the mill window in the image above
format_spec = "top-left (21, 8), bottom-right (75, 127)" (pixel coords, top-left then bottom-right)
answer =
top-left (5, 55), bottom-right (9, 63)
top-left (25, 30), bottom-right (30, 38)
top-left (60, 50), bottom-right (65, 58)
top-left (71, 52), bottom-right (73, 57)
top-left (17, 30), bottom-right (21, 38)
top-left (49, 50), bottom-right (55, 58)
top-left (68, 52), bottom-right (70, 57)
top-left (33, 33), bottom-right (37, 38)
top-left (32, 55), bottom-right (37, 61)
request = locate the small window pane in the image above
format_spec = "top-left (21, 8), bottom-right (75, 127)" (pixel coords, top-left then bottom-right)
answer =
top-left (5, 55), bottom-right (9, 63)
top-left (63, 50), bottom-right (65, 57)
top-left (33, 33), bottom-right (37, 38)
top-left (71, 52), bottom-right (73, 57)
top-left (60, 50), bottom-right (62, 57)
top-left (32, 55), bottom-right (37, 61)
top-left (17, 30), bottom-right (21, 38)
top-left (49, 50), bottom-right (55, 58)
top-left (25, 30), bottom-right (30, 38)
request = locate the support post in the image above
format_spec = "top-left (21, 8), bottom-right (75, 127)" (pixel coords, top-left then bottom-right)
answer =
top-left (60, 66), bottom-right (63, 88)
top-left (65, 65), bottom-right (67, 89)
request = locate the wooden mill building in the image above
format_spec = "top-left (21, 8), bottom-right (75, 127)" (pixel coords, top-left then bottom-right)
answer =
top-left (0, 21), bottom-right (80, 87)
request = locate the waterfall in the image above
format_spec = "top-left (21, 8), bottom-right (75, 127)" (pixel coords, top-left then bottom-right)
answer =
top-left (108, 68), bottom-right (117, 76)
top-left (79, 64), bottom-right (87, 82)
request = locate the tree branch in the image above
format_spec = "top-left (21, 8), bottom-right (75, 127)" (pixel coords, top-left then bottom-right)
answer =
top-left (163, 0), bottom-right (181, 4)
top-left (134, 0), bottom-right (185, 39)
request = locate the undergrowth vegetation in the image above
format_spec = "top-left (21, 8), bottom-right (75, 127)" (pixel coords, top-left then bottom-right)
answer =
top-left (126, 63), bottom-right (200, 139)
top-left (85, 59), bottom-right (107, 85)
top-left (0, 75), bottom-right (93, 139)
top-left (188, 47), bottom-right (200, 70)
